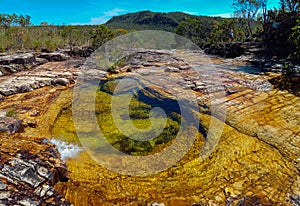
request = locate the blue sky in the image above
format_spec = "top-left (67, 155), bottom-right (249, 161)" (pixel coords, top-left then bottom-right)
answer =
top-left (0, 0), bottom-right (280, 25)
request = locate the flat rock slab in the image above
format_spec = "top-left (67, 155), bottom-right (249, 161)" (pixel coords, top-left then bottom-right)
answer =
top-left (0, 53), bottom-right (36, 65)
top-left (0, 59), bottom-right (83, 96)
top-left (38, 52), bottom-right (70, 62)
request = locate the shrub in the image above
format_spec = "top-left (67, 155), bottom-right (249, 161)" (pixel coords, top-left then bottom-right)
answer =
top-left (6, 108), bottom-right (17, 118)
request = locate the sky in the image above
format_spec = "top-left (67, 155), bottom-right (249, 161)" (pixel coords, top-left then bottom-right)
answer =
top-left (0, 0), bottom-right (280, 25)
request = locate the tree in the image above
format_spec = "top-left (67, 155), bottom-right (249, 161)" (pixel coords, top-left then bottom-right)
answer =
top-left (114, 28), bottom-right (129, 36)
top-left (60, 26), bottom-right (82, 51)
top-left (40, 22), bottom-right (49, 26)
top-left (232, 0), bottom-right (265, 37)
top-left (19, 15), bottom-right (31, 27)
top-left (289, 19), bottom-right (300, 61)
top-left (175, 18), bottom-right (205, 46)
top-left (90, 25), bottom-right (114, 49)
top-left (280, 0), bottom-right (299, 12)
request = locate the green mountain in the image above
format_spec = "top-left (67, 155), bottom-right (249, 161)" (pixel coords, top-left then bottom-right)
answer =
top-left (105, 10), bottom-right (220, 32)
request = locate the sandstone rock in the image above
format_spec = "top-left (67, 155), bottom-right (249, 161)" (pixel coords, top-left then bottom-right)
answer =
top-left (81, 69), bottom-right (107, 81)
top-left (35, 57), bottom-right (48, 65)
top-left (0, 65), bottom-right (16, 74)
top-left (53, 78), bottom-right (69, 86)
top-left (0, 154), bottom-right (71, 205)
top-left (13, 53), bottom-right (36, 64)
top-left (38, 52), bottom-right (70, 62)
top-left (0, 53), bottom-right (36, 65)
top-left (290, 196), bottom-right (300, 206)
top-left (18, 84), bottom-right (33, 93)
top-left (0, 117), bottom-right (22, 134)
top-left (2, 158), bottom-right (46, 188)
top-left (226, 195), bottom-right (263, 206)
top-left (165, 67), bottom-right (180, 73)
top-left (179, 65), bottom-right (191, 70)
top-left (0, 133), bottom-right (73, 205)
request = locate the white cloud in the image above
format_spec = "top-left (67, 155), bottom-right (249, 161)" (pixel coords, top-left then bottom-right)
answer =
top-left (210, 13), bottom-right (232, 18)
top-left (182, 11), bottom-right (199, 15)
top-left (71, 8), bottom-right (127, 25)
top-left (90, 16), bottom-right (110, 24)
top-left (88, 8), bottom-right (127, 25)
top-left (104, 8), bottom-right (127, 17)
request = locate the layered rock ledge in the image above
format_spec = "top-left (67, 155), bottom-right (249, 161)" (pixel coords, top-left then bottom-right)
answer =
top-left (0, 135), bottom-right (71, 205)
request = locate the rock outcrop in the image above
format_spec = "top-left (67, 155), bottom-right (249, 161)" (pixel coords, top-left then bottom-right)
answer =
top-left (0, 117), bottom-right (22, 134)
top-left (0, 52), bottom-right (73, 78)
top-left (0, 136), bottom-right (71, 205)
top-left (0, 59), bottom-right (82, 96)
top-left (0, 53), bottom-right (36, 65)
top-left (38, 52), bottom-right (70, 62)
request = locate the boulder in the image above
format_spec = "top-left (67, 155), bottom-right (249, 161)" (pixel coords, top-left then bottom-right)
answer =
top-left (164, 67), bottom-right (180, 73)
top-left (0, 53), bottom-right (36, 65)
top-left (13, 53), bottom-right (36, 64)
top-left (38, 52), bottom-right (70, 62)
top-left (35, 57), bottom-right (48, 65)
top-left (81, 69), bottom-right (107, 81)
top-left (53, 78), bottom-right (69, 86)
top-left (0, 65), bottom-right (16, 75)
top-left (0, 117), bottom-right (22, 134)
top-left (18, 84), bottom-right (33, 93)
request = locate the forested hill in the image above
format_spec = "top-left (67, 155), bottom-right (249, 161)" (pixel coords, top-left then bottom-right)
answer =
top-left (105, 10), bottom-right (221, 32)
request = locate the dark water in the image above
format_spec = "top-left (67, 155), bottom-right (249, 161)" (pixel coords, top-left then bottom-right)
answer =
top-left (221, 64), bottom-right (263, 74)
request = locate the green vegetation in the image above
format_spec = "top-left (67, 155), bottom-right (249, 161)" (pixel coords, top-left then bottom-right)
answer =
top-left (232, 0), bottom-right (266, 37)
top-left (0, 14), bottom-right (128, 53)
top-left (97, 91), bottom-right (181, 155)
top-left (6, 108), bottom-right (17, 118)
top-left (90, 25), bottom-right (115, 49)
top-left (289, 19), bottom-right (300, 60)
top-left (106, 10), bottom-right (199, 32)
top-left (263, 1), bottom-right (299, 61)
top-left (105, 10), bottom-right (260, 47)
top-left (0, 1), bottom-right (298, 61)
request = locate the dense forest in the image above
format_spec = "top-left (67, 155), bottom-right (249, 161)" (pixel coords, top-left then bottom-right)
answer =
top-left (0, 0), bottom-right (299, 62)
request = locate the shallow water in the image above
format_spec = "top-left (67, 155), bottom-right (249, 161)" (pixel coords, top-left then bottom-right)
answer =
top-left (51, 51), bottom-right (299, 205)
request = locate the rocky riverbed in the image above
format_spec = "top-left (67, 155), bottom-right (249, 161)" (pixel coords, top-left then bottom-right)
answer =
top-left (0, 49), bottom-right (299, 205)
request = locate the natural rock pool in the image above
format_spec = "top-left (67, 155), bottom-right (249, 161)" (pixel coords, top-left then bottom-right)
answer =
top-left (49, 50), bottom-right (299, 205)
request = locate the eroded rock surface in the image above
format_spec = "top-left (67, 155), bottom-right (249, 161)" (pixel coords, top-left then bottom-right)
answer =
top-left (0, 116), bottom-right (22, 134)
top-left (38, 52), bottom-right (70, 62)
top-left (0, 135), bottom-right (71, 205)
top-left (0, 59), bottom-right (82, 96)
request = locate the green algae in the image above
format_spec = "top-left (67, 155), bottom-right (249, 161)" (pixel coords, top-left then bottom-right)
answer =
top-left (52, 82), bottom-right (182, 156)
